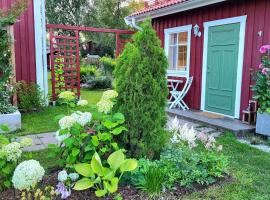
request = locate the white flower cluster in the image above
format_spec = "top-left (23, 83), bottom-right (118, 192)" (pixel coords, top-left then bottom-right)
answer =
top-left (58, 170), bottom-right (79, 182)
top-left (2, 142), bottom-right (22, 162)
top-left (71, 111), bottom-right (92, 126)
top-left (12, 160), bottom-right (45, 191)
top-left (102, 90), bottom-right (118, 100)
top-left (20, 138), bottom-right (33, 148)
top-left (168, 117), bottom-right (222, 151)
top-left (59, 116), bottom-right (76, 129)
top-left (97, 100), bottom-right (114, 114)
top-left (77, 99), bottom-right (88, 107)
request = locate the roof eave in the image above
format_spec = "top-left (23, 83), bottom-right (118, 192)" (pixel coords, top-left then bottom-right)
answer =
top-left (126, 0), bottom-right (227, 22)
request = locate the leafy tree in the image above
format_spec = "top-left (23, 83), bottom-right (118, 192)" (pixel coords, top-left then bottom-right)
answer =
top-left (114, 20), bottom-right (168, 158)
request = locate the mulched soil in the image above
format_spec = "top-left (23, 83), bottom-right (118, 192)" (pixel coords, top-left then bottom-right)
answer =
top-left (0, 170), bottom-right (233, 200)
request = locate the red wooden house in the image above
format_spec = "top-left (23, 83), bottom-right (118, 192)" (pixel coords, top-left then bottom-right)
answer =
top-left (0, 0), bottom-right (47, 96)
top-left (125, 0), bottom-right (270, 119)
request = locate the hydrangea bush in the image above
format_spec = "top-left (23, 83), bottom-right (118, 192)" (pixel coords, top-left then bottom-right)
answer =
top-left (0, 135), bottom-right (32, 190)
top-left (252, 45), bottom-right (270, 113)
top-left (48, 90), bottom-right (127, 168)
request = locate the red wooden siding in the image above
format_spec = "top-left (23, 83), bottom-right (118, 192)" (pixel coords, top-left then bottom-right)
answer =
top-left (152, 0), bottom-right (270, 117)
top-left (0, 0), bottom-right (36, 83)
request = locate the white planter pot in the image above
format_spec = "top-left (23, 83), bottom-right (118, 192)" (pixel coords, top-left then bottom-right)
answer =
top-left (256, 112), bottom-right (270, 136)
top-left (0, 110), bottom-right (21, 133)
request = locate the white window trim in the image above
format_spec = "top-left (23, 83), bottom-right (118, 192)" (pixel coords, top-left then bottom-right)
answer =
top-left (164, 25), bottom-right (192, 77)
top-left (201, 15), bottom-right (247, 119)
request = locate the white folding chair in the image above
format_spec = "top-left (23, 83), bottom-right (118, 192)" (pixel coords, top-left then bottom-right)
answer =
top-left (169, 77), bottom-right (193, 110)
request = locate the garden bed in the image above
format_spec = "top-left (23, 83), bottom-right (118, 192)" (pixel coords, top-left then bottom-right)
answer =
top-left (0, 171), bottom-right (232, 200)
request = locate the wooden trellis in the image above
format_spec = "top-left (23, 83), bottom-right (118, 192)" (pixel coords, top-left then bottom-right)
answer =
top-left (47, 24), bottom-right (134, 101)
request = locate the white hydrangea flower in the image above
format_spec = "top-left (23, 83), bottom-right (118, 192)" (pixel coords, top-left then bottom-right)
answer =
top-left (68, 173), bottom-right (79, 181)
top-left (59, 116), bottom-right (76, 129)
top-left (71, 111), bottom-right (92, 126)
top-left (55, 130), bottom-right (70, 143)
top-left (102, 90), bottom-right (118, 100)
top-left (77, 99), bottom-right (88, 107)
top-left (20, 138), bottom-right (33, 148)
top-left (12, 160), bottom-right (45, 191)
top-left (97, 100), bottom-right (114, 114)
top-left (2, 142), bottom-right (22, 162)
top-left (58, 170), bottom-right (68, 182)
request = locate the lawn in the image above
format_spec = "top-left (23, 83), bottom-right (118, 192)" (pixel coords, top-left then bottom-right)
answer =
top-left (17, 89), bottom-right (103, 136)
top-left (182, 133), bottom-right (270, 200)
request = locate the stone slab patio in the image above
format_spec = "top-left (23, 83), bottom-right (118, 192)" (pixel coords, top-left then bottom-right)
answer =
top-left (167, 109), bottom-right (256, 135)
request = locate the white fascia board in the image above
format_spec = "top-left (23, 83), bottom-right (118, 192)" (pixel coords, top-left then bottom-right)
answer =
top-left (126, 0), bottom-right (226, 22)
top-left (34, 0), bottom-right (48, 103)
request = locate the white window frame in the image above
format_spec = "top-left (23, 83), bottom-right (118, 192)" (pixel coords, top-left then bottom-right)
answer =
top-left (164, 25), bottom-right (192, 77)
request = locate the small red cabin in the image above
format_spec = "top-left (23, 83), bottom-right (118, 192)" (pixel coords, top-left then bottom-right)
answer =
top-left (126, 0), bottom-right (270, 119)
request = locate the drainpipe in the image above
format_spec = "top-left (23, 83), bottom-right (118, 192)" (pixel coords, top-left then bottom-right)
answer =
top-left (125, 17), bottom-right (143, 31)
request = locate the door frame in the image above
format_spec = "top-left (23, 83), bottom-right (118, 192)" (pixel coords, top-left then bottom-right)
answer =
top-left (200, 15), bottom-right (247, 118)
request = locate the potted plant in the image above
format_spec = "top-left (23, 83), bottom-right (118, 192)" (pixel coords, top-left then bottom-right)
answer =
top-left (252, 45), bottom-right (270, 136)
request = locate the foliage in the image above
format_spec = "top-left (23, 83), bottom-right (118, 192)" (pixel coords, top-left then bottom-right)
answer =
top-left (54, 58), bottom-right (65, 89)
top-left (0, 0), bottom-right (29, 114)
top-left (0, 84), bottom-right (16, 114)
top-left (80, 66), bottom-right (99, 83)
top-left (252, 45), bottom-right (270, 113)
top-left (73, 150), bottom-right (138, 197)
top-left (48, 90), bottom-right (126, 168)
top-left (85, 76), bottom-right (112, 89)
top-left (21, 185), bottom-right (58, 200)
top-left (0, 135), bottom-right (32, 191)
top-left (16, 81), bottom-right (45, 112)
top-left (114, 20), bottom-right (168, 158)
top-left (100, 56), bottom-right (116, 76)
top-left (57, 91), bottom-right (77, 114)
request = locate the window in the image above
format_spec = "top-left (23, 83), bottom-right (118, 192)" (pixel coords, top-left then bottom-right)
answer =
top-left (165, 25), bottom-right (192, 77)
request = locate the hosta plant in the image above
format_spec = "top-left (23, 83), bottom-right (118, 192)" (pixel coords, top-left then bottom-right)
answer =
top-left (73, 150), bottom-right (138, 197)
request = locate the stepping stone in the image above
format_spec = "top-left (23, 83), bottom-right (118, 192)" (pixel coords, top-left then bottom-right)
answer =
top-left (211, 132), bottom-right (223, 138)
top-left (40, 136), bottom-right (58, 145)
top-left (196, 127), bottom-right (215, 134)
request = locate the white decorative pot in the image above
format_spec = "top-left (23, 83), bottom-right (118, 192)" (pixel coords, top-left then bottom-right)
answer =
top-left (0, 110), bottom-right (21, 133)
top-left (256, 112), bottom-right (270, 136)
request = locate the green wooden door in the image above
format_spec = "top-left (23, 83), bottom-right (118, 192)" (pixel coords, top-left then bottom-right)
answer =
top-left (205, 23), bottom-right (240, 116)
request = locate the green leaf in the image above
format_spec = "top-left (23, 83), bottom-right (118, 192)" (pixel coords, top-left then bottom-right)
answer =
top-left (3, 180), bottom-right (11, 188)
top-left (107, 150), bottom-right (125, 171)
top-left (0, 124), bottom-right (9, 132)
top-left (73, 178), bottom-right (94, 190)
top-left (74, 163), bottom-right (94, 177)
top-left (54, 114), bottom-right (65, 122)
top-left (103, 168), bottom-right (115, 180)
top-left (63, 138), bottom-right (76, 148)
top-left (112, 113), bottom-right (125, 123)
top-left (104, 177), bottom-right (119, 193)
top-left (111, 126), bottom-right (127, 135)
top-left (0, 135), bottom-right (9, 145)
top-left (91, 136), bottom-right (100, 147)
top-left (103, 120), bottom-right (118, 129)
top-left (72, 148), bottom-right (80, 157)
top-left (95, 189), bottom-right (107, 197)
top-left (91, 152), bottom-right (103, 175)
top-left (120, 159), bottom-right (138, 172)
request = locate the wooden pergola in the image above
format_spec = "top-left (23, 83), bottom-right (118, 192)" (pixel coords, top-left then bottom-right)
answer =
top-left (46, 24), bottom-right (135, 101)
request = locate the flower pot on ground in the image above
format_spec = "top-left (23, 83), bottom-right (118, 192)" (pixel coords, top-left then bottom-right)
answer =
top-left (256, 112), bottom-right (270, 136)
top-left (0, 110), bottom-right (21, 133)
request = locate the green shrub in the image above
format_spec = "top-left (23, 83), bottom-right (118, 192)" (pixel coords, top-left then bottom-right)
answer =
top-left (0, 84), bottom-right (16, 114)
top-left (80, 65), bottom-right (98, 83)
top-left (100, 56), bottom-right (116, 75)
top-left (114, 20), bottom-right (168, 158)
top-left (85, 76), bottom-right (112, 89)
top-left (17, 82), bottom-right (45, 112)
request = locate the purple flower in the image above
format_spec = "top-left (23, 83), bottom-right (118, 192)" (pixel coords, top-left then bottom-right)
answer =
top-left (56, 182), bottom-right (71, 199)
top-left (262, 68), bottom-right (269, 75)
top-left (259, 63), bottom-right (263, 69)
top-left (260, 46), bottom-right (267, 54)
top-left (265, 45), bottom-right (270, 50)
top-left (260, 46), bottom-right (267, 53)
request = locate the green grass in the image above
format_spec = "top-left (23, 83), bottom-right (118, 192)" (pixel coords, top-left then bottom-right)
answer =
top-left (182, 133), bottom-right (270, 200)
top-left (17, 89), bottom-right (103, 136)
